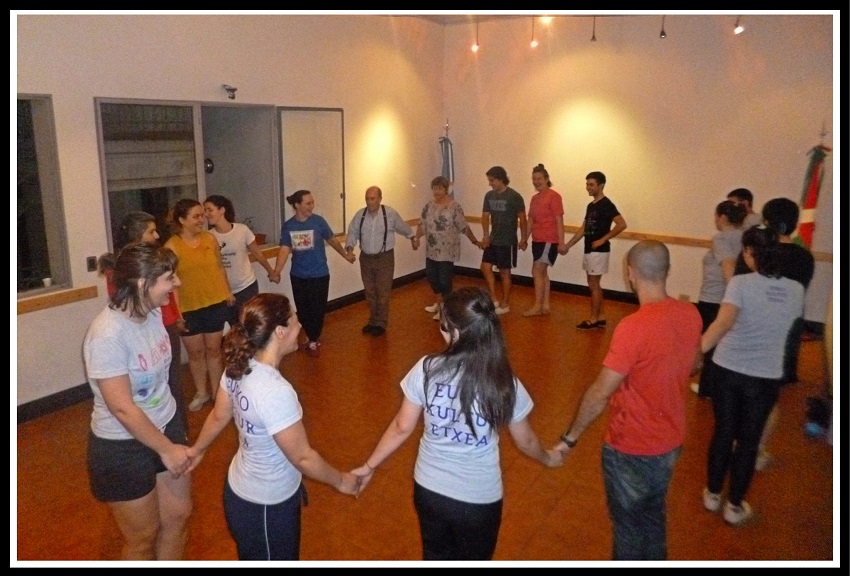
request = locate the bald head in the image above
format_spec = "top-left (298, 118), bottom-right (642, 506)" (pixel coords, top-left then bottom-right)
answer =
top-left (365, 186), bottom-right (382, 213)
top-left (627, 240), bottom-right (670, 283)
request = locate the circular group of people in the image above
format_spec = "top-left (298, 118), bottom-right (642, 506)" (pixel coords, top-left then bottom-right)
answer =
top-left (85, 175), bottom-right (813, 560)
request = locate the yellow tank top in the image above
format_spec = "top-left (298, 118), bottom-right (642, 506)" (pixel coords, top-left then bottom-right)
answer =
top-left (165, 232), bottom-right (231, 313)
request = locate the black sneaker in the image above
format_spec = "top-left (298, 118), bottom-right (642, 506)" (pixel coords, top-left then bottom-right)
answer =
top-left (370, 326), bottom-right (386, 337)
top-left (362, 324), bottom-right (376, 334)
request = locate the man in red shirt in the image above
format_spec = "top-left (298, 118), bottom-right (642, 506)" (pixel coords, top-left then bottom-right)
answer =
top-left (555, 240), bottom-right (702, 560)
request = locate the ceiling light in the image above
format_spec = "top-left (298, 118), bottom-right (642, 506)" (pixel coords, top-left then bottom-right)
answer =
top-left (471, 20), bottom-right (479, 52)
top-left (540, 16), bottom-right (553, 25)
top-left (734, 16), bottom-right (745, 35)
top-left (659, 15), bottom-right (667, 39)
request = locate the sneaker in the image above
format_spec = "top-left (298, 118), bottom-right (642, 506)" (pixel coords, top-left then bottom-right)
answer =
top-left (424, 302), bottom-right (440, 313)
top-left (577, 320), bottom-right (604, 330)
top-left (306, 341), bottom-right (321, 358)
top-left (690, 382), bottom-right (700, 394)
top-left (702, 488), bottom-right (722, 512)
top-left (723, 501), bottom-right (753, 525)
top-left (370, 326), bottom-right (386, 337)
top-left (189, 393), bottom-right (210, 412)
top-left (495, 305), bottom-right (510, 316)
top-left (432, 310), bottom-right (441, 321)
top-left (755, 449), bottom-right (772, 471)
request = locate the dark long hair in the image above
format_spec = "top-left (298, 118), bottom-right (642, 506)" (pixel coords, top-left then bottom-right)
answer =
top-left (223, 293), bottom-right (294, 379)
top-left (204, 194), bottom-right (237, 224)
top-left (98, 211), bottom-right (156, 274)
top-left (742, 225), bottom-right (781, 277)
top-left (424, 287), bottom-right (516, 436)
top-left (109, 243), bottom-right (177, 318)
top-left (170, 198), bottom-right (202, 234)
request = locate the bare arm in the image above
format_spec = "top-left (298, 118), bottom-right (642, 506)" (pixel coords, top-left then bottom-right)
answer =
top-left (212, 239), bottom-right (235, 305)
top-left (327, 235), bottom-right (356, 263)
top-left (480, 212), bottom-right (491, 249)
top-left (272, 245), bottom-right (292, 277)
top-left (564, 222), bottom-right (585, 251)
top-left (247, 240), bottom-right (275, 276)
top-left (720, 258), bottom-right (737, 283)
top-left (517, 211), bottom-right (529, 249)
top-left (99, 375), bottom-right (190, 477)
top-left (186, 384), bottom-right (234, 472)
top-left (701, 302), bottom-right (739, 353)
top-left (274, 420), bottom-right (360, 496)
top-left (591, 214), bottom-right (627, 249)
top-left (351, 398), bottom-right (422, 493)
top-left (508, 417), bottom-right (563, 467)
top-left (554, 366), bottom-right (625, 453)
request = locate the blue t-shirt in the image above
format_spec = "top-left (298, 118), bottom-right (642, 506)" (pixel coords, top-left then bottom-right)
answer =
top-left (279, 214), bottom-right (334, 278)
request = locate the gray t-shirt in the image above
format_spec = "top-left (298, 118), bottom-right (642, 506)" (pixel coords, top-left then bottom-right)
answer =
top-left (84, 307), bottom-right (176, 439)
top-left (402, 356), bottom-right (533, 504)
top-left (714, 272), bottom-right (805, 379)
top-left (224, 359), bottom-right (304, 505)
top-left (699, 228), bottom-right (743, 303)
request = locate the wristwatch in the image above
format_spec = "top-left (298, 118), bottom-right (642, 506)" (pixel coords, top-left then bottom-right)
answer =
top-left (560, 432), bottom-right (577, 449)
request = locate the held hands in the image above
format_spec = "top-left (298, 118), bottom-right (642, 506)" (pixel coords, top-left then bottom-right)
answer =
top-left (545, 448), bottom-right (565, 467)
top-left (411, 237), bottom-right (420, 251)
top-left (519, 239), bottom-right (528, 251)
top-left (337, 471), bottom-right (363, 497)
top-left (267, 270), bottom-right (282, 284)
top-left (350, 463), bottom-right (376, 496)
top-left (161, 443), bottom-right (192, 478)
top-left (558, 243), bottom-right (569, 256)
top-left (184, 445), bottom-right (207, 475)
top-left (344, 251), bottom-right (357, 264)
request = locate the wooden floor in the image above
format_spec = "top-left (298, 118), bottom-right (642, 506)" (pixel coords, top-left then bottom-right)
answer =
top-left (15, 276), bottom-right (835, 565)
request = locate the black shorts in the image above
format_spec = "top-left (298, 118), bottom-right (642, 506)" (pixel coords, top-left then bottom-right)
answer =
top-left (481, 244), bottom-right (517, 270)
top-left (183, 300), bottom-right (230, 336)
top-left (531, 241), bottom-right (559, 266)
top-left (87, 414), bottom-right (188, 503)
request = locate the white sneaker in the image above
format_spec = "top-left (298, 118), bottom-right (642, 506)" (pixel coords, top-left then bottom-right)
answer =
top-left (723, 501), bottom-right (753, 525)
top-left (495, 305), bottom-right (510, 316)
top-left (689, 382), bottom-right (700, 394)
top-left (189, 393), bottom-right (211, 412)
top-left (702, 488), bottom-right (721, 512)
top-left (424, 302), bottom-right (440, 313)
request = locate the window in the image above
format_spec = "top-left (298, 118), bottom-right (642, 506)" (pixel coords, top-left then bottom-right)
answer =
top-left (98, 101), bottom-right (199, 248)
top-left (17, 95), bottom-right (69, 294)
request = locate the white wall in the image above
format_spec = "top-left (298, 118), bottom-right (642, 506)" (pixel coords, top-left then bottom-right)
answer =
top-left (15, 13), bottom-right (836, 405)
top-left (15, 14), bottom-right (445, 404)
top-left (441, 14), bottom-right (835, 316)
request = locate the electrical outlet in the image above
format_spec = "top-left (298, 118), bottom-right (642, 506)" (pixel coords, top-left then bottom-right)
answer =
top-left (87, 256), bottom-right (97, 272)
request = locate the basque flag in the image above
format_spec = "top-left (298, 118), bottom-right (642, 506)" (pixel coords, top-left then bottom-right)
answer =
top-left (796, 144), bottom-right (831, 248)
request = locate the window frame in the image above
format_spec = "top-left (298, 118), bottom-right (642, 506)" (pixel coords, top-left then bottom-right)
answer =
top-left (17, 94), bottom-right (70, 297)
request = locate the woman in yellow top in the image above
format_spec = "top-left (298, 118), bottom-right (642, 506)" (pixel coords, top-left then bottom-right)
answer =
top-left (165, 198), bottom-right (234, 412)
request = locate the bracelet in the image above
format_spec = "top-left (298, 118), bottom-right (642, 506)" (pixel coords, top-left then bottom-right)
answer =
top-left (364, 462), bottom-right (375, 472)
top-left (560, 431), bottom-right (577, 449)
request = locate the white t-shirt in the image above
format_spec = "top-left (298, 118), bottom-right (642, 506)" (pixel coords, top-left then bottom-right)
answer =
top-left (210, 222), bottom-right (257, 293)
top-left (83, 307), bottom-right (176, 439)
top-left (224, 359), bottom-right (304, 505)
top-left (402, 356), bottom-right (533, 504)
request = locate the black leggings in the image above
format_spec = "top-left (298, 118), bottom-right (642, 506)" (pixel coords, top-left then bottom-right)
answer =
top-left (290, 274), bottom-right (330, 342)
top-left (413, 482), bottom-right (503, 560)
top-left (706, 364), bottom-right (780, 505)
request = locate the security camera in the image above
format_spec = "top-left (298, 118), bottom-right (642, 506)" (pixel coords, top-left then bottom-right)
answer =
top-left (222, 84), bottom-right (237, 100)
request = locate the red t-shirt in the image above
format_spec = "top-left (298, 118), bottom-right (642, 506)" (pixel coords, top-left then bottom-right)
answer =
top-left (602, 298), bottom-right (701, 455)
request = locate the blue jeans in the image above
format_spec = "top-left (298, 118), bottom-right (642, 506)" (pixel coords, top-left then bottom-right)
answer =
top-left (602, 443), bottom-right (681, 561)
